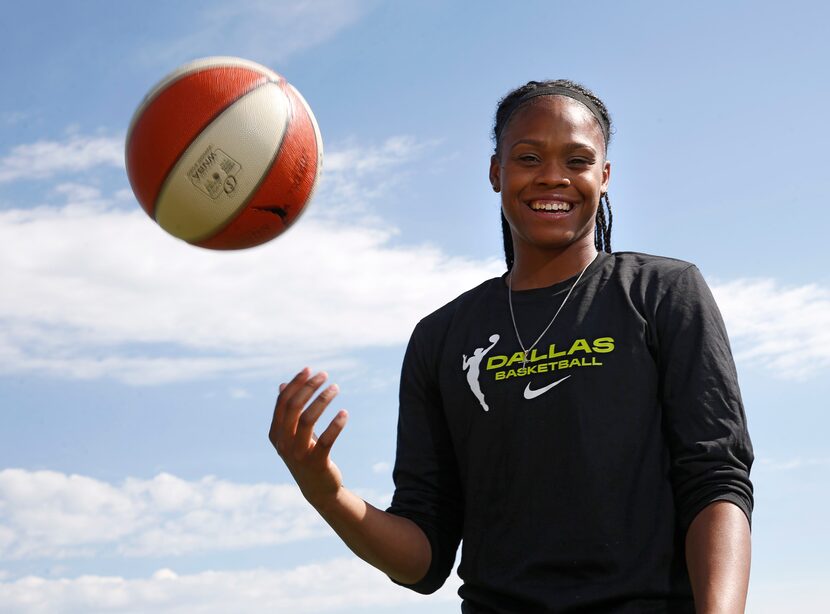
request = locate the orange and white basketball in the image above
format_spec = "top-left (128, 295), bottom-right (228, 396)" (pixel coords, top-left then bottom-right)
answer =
top-left (125, 57), bottom-right (323, 250)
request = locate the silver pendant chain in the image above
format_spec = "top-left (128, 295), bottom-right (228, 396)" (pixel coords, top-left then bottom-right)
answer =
top-left (508, 254), bottom-right (597, 368)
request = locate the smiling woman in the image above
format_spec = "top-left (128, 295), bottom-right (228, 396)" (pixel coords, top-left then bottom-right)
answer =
top-left (269, 79), bottom-right (755, 613)
top-left (490, 80), bottom-right (613, 286)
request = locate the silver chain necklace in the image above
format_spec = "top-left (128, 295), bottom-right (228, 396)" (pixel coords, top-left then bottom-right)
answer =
top-left (508, 253), bottom-right (597, 368)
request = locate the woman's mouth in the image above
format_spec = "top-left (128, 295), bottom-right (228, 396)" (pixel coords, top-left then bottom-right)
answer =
top-left (527, 200), bottom-right (573, 213)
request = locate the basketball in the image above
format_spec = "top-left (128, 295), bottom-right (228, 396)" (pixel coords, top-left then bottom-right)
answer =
top-left (125, 57), bottom-right (323, 250)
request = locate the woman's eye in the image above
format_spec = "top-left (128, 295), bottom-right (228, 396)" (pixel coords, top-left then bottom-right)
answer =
top-left (518, 154), bottom-right (539, 163)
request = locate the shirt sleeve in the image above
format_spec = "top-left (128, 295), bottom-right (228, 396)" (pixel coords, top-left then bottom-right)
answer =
top-left (655, 265), bottom-right (754, 535)
top-left (386, 320), bottom-right (463, 594)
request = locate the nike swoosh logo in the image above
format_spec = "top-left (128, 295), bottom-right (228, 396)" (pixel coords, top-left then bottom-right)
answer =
top-left (523, 375), bottom-right (571, 400)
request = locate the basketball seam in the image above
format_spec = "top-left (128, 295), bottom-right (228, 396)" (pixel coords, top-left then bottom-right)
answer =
top-left (126, 58), bottom-right (282, 143)
top-left (150, 77), bottom-right (280, 225)
top-left (281, 83), bottom-right (324, 235)
top-left (190, 81), bottom-right (300, 245)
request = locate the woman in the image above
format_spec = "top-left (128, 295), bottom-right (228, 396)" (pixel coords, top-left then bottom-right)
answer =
top-left (269, 80), bottom-right (754, 613)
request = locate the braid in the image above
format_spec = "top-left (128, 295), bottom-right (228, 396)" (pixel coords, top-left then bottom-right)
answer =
top-left (494, 80), bottom-right (615, 269)
top-left (603, 192), bottom-right (613, 252)
top-left (501, 212), bottom-right (515, 271)
top-left (595, 202), bottom-right (607, 252)
top-left (594, 193), bottom-right (613, 253)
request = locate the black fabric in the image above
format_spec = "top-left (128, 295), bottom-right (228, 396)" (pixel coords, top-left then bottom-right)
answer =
top-left (386, 252), bottom-right (754, 613)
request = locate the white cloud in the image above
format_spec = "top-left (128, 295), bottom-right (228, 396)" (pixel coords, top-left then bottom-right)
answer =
top-left (756, 457), bottom-right (830, 471)
top-left (746, 574), bottom-right (830, 614)
top-left (371, 461), bottom-right (391, 475)
top-left (6, 134), bottom-right (824, 386)
top-left (0, 137), bottom-right (502, 385)
top-left (1, 111), bottom-right (29, 126)
top-left (325, 136), bottom-right (428, 175)
top-left (320, 136), bottom-right (433, 218)
top-left (0, 469), bottom-right (330, 560)
top-left (229, 387), bottom-right (251, 399)
top-left (143, 0), bottom-right (373, 67)
top-left (712, 279), bottom-right (830, 380)
top-left (0, 134), bottom-right (123, 183)
top-left (0, 558), bottom-right (460, 614)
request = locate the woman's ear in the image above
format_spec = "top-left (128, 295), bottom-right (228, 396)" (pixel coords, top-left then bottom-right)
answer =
top-left (489, 155), bottom-right (501, 192)
top-left (601, 159), bottom-right (611, 193)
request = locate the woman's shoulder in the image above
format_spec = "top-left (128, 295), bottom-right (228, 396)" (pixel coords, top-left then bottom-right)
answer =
top-left (604, 250), bottom-right (702, 289)
top-left (608, 250), bottom-right (696, 274)
top-left (601, 251), bottom-right (724, 327)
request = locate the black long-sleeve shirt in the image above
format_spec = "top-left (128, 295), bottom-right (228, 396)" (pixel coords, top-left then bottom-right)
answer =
top-left (387, 252), bottom-right (754, 613)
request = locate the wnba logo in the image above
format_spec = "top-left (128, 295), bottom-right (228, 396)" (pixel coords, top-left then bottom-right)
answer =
top-left (462, 334), bottom-right (500, 412)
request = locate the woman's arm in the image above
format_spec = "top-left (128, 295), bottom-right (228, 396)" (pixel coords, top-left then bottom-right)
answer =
top-left (269, 368), bottom-right (431, 584)
top-left (685, 501), bottom-right (751, 614)
top-left (315, 485), bottom-right (432, 584)
top-left (651, 265), bottom-right (754, 611)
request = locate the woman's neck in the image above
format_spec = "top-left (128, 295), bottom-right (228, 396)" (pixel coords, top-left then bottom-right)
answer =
top-left (509, 243), bottom-right (598, 290)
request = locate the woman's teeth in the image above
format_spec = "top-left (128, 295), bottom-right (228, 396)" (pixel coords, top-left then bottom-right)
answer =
top-left (529, 202), bottom-right (572, 212)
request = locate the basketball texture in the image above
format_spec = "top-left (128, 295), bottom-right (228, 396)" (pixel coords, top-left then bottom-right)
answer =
top-left (125, 57), bottom-right (323, 249)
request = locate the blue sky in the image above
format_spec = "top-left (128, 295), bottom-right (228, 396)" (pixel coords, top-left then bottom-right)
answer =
top-left (1, 1), bottom-right (829, 611)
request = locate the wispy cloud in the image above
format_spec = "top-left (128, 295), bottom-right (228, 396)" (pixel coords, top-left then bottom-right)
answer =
top-left (746, 574), bottom-right (830, 614)
top-left (0, 558), bottom-right (460, 614)
top-left (321, 136), bottom-right (434, 217)
top-left (0, 134), bottom-right (123, 184)
top-left (142, 0), bottom-right (374, 67)
top-left (756, 457), bottom-right (830, 471)
top-left (1, 111), bottom-right (30, 126)
top-left (325, 136), bottom-right (428, 175)
top-left (4, 133), bottom-right (825, 385)
top-left (371, 461), bottom-right (391, 475)
top-left (229, 387), bottom-right (251, 399)
top-left (712, 279), bottom-right (830, 380)
top-left (0, 469), bottom-right (330, 560)
top-left (0, 137), bottom-right (502, 385)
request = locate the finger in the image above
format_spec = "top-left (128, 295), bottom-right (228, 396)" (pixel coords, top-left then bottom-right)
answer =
top-left (281, 371), bottom-right (328, 440)
top-left (272, 368), bottom-right (311, 432)
top-left (280, 367), bottom-right (312, 404)
top-left (269, 383), bottom-right (290, 447)
top-left (295, 384), bottom-right (339, 448)
top-left (310, 410), bottom-right (348, 460)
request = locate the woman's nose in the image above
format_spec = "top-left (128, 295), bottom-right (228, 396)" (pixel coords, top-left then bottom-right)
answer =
top-left (535, 160), bottom-right (570, 187)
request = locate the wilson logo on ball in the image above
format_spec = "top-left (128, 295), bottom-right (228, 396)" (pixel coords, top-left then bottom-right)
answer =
top-left (188, 146), bottom-right (241, 200)
top-left (125, 56), bottom-right (323, 250)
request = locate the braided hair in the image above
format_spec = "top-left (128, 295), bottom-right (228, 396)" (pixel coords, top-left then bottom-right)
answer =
top-left (493, 80), bottom-right (614, 271)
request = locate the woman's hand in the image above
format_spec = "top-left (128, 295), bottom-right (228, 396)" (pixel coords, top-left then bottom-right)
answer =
top-left (267, 367), bottom-right (432, 584)
top-left (269, 367), bottom-right (349, 510)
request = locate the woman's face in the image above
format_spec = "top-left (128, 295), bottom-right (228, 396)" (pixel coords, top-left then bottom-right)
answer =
top-left (490, 96), bottom-right (610, 259)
